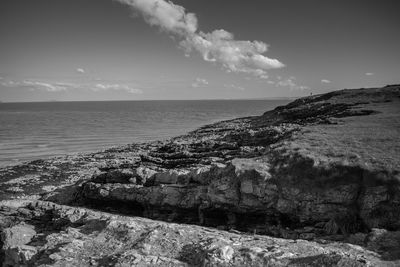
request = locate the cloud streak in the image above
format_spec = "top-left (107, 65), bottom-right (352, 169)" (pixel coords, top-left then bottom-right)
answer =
top-left (321, 79), bottom-right (331, 84)
top-left (115, 0), bottom-right (284, 78)
top-left (191, 78), bottom-right (208, 88)
top-left (276, 77), bottom-right (309, 90)
top-left (224, 84), bottom-right (245, 91)
top-left (0, 79), bottom-right (142, 94)
top-left (0, 80), bottom-right (68, 92)
top-left (94, 83), bottom-right (142, 94)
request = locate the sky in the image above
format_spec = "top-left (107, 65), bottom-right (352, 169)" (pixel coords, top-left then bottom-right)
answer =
top-left (0, 0), bottom-right (399, 102)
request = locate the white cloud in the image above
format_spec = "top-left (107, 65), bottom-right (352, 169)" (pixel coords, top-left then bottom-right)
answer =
top-left (224, 84), bottom-right (245, 91)
top-left (25, 81), bottom-right (68, 92)
top-left (191, 78), bottom-right (209, 88)
top-left (321, 79), bottom-right (331, 84)
top-left (180, 30), bottom-right (284, 78)
top-left (276, 77), bottom-right (309, 90)
top-left (115, 0), bottom-right (284, 78)
top-left (94, 83), bottom-right (142, 94)
top-left (0, 80), bottom-right (67, 92)
top-left (1, 79), bottom-right (142, 94)
top-left (117, 0), bottom-right (197, 36)
top-left (365, 72), bottom-right (374, 76)
top-left (76, 68), bottom-right (85, 74)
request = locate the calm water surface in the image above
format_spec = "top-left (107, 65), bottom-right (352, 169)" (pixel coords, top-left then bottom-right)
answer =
top-left (0, 100), bottom-right (290, 167)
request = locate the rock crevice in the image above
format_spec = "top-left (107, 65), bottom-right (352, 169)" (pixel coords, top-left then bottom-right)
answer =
top-left (1, 86), bottom-right (400, 266)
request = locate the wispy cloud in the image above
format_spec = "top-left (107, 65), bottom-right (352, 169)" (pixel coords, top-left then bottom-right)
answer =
top-left (94, 83), bottom-right (142, 94)
top-left (365, 72), bottom-right (374, 76)
top-left (0, 80), bottom-right (68, 92)
top-left (76, 68), bottom-right (85, 74)
top-left (25, 81), bottom-right (69, 92)
top-left (181, 30), bottom-right (284, 78)
top-left (321, 79), bottom-right (331, 84)
top-left (0, 79), bottom-right (142, 94)
top-left (115, 0), bottom-right (284, 78)
top-left (224, 84), bottom-right (245, 91)
top-left (191, 78), bottom-right (209, 88)
top-left (276, 77), bottom-right (309, 90)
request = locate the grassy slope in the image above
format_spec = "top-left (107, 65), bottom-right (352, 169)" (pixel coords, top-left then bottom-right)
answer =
top-left (274, 86), bottom-right (400, 173)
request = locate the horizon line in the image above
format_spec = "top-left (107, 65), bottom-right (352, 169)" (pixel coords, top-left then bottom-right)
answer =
top-left (0, 96), bottom-right (298, 104)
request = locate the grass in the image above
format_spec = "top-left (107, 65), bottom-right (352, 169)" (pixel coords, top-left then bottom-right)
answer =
top-left (285, 100), bottom-right (400, 173)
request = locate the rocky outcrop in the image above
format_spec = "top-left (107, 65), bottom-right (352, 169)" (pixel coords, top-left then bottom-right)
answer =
top-left (1, 85), bottom-right (399, 266)
top-left (79, 151), bottom-right (400, 237)
top-left (1, 200), bottom-right (398, 266)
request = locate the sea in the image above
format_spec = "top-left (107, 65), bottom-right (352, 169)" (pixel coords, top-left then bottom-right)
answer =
top-left (0, 99), bottom-right (290, 168)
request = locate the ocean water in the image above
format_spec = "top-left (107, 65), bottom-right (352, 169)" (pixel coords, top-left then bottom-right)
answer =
top-left (0, 100), bottom-right (290, 167)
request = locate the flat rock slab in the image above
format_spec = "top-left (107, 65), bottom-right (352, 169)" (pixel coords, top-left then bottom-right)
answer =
top-left (0, 200), bottom-right (398, 266)
top-left (0, 86), bottom-right (400, 266)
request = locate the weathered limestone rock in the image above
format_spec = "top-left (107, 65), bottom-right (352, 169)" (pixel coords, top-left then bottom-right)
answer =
top-left (0, 86), bottom-right (399, 266)
top-left (1, 200), bottom-right (398, 266)
top-left (92, 168), bottom-right (136, 184)
top-left (0, 222), bottom-right (37, 266)
top-left (1, 223), bottom-right (36, 249)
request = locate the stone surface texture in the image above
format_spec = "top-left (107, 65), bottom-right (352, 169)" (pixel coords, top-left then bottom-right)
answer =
top-left (1, 85), bottom-right (400, 266)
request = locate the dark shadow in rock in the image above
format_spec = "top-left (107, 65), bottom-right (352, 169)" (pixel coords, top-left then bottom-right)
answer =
top-left (77, 219), bottom-right (108, 235)
top-left (288, 254), bottom-right (344, 267)
top-left (27, 209), bottom-right (71, 233)
top-left (365, 230), bottom-right (400, 260)
top-left (97, 254), bottom-right (119, 267)
top-left (324, 212), bottom-right (367, 236)
top-left (27, 242), bottom-right (69, 266)
top-left (178, 243), bottom-right (206, 267)
top-left (81, 198), bottom-right (145, 217)
top-left (42, 184), bottom-right (83, 205)
top-left (201, 209), bottom-right (228, 227)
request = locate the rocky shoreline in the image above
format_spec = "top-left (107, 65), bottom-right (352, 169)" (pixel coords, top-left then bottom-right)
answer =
top-left (1, 85), bottom-right (399, 266)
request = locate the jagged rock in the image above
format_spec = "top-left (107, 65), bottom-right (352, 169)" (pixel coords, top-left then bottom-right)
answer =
top-left (152, 169), bottom-right (190, 185)
top-left (0, 86), bottom-right (399, 266)
top-left (3, 245), bottom-right (37, 267)
top-left (365, 229), bottom-right (400, 260)
top-left (0, 200), bottom-right (398, 266)
top-left (135, 166), bottom-right (159, 185)
top-left (1, 222), bottom-right (37, 267)
top-left (92, 168), bottom-right (136, 184)
top-left (1, 223), bottom-right (36, 249)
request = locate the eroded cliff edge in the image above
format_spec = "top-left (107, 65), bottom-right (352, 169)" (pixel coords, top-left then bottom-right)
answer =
top-left (0, 85), bottom-right (399, 266)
